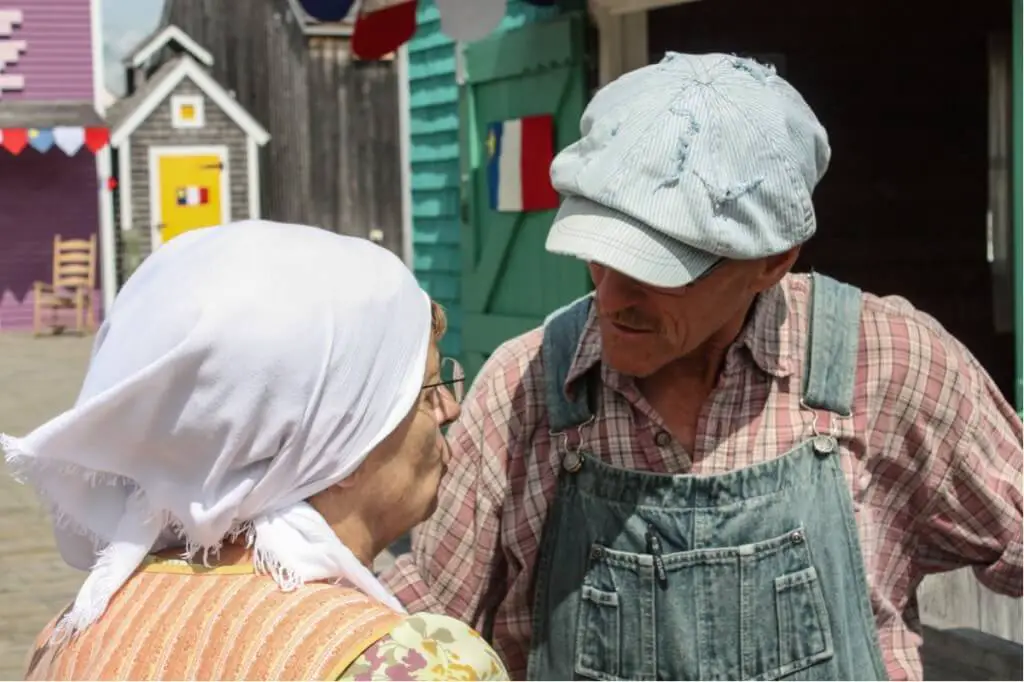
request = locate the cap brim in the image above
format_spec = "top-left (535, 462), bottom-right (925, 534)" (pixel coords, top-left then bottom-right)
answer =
top-left (545, 196), bottom-right (721, 288)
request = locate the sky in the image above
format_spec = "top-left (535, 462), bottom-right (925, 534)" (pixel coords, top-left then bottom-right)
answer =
top-left (101, 0), bottom-right (164, 95)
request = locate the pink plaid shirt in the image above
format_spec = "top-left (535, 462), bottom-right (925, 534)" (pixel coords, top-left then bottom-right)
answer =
top-left (383, 273), bottom-right (1023, 680)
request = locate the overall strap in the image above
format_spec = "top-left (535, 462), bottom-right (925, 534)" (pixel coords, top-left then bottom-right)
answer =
top-left (541, 294), bottom-right (595, 433)
top-left (802, 272), bottom-right (863, 416)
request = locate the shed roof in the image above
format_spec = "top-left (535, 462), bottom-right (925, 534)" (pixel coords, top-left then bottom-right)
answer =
top-left (122, 24), bottom-right (215, 68)
top-left (107, 55), bottom-right (270, 148)
top-left (0, 101), bottom-right (105, 128)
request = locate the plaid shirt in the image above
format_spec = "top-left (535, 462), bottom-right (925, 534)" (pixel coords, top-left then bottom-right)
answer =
top-left (383, 273), bottom-right (1023, 680)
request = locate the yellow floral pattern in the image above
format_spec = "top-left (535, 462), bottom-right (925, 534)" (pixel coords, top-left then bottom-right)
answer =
top-left (338, 613), bottom-right (509, 681)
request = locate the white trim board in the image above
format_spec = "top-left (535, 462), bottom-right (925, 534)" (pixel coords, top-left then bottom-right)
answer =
top-left (111, 56), bottom-right (271, 148)
top-left (246, 136), bottom-right (261, 219)
top-left (129, 25), bottom-right (214, 68)
top-left (91, 0), bottom-right (116, 315)
top-left (147, 144), bottom-right (232, 250)
top-left (119, 137), bottom-right (134, 230)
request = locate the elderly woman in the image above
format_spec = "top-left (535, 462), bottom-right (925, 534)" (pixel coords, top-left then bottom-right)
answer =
top-left (3, 221), bottom-right (508, 681)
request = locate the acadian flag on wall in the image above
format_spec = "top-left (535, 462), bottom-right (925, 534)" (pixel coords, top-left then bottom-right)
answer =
top-left (486, 114), bottom-right (560, 213)
top-left (176, 186), bottom-right (210, 206)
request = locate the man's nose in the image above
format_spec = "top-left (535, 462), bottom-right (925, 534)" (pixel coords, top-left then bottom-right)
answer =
top-left (595, 267), bottom-right (645, 314)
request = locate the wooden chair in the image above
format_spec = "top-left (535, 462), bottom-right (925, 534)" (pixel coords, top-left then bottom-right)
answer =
top-left (32, 234), bottom-right (97, 336)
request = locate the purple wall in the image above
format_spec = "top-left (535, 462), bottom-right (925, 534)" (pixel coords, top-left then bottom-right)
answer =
top-left (0, 149), bottom-right (102, 330)
top-left (2, 0), bottom-right (94, 101)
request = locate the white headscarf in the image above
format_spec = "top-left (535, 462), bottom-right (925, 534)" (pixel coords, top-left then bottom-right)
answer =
top-left (1, 220), bottom-right (431, 639)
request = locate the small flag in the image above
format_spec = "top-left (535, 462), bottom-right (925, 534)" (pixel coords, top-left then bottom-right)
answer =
top-left (84, 127), bottom-right (109, 152)
top-left (28, 128), bottom-right (54, 152)
top-left (486, 114), bottom-right (559, 213)
top-left (1, 127), bottom-right (27, 154)
top-left (53, 126), bottom-right (86, 155)
top-left (352, 0), bottom-right (417, 60)
top-left (175, 186), bottom-right (209, 206)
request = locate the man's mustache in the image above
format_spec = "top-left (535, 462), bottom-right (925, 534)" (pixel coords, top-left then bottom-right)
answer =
top-left (597, 305), bottom-right (660, 333)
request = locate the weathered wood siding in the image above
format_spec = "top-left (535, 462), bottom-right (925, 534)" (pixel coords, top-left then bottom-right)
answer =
top-left (127, 76), bottom-right (250, 259)
top-left (161, 0), bottom-right (404, 257)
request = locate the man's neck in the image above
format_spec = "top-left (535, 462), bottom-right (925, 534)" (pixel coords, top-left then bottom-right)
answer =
top-left (638, 301), bottom-right (753, 401)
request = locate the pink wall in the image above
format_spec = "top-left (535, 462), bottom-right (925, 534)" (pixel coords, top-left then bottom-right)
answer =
top-left (0, 148), bottom-right (102, 331)
top-left (1, 0), bottom-right (94, 101)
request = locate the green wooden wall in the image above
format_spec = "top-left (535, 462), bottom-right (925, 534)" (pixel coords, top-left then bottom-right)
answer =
top-left (407, 0), bottom-right (561, 365)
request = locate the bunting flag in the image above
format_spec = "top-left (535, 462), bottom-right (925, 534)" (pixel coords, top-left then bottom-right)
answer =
top-left (1, 127), bottom-right (26, 154)
top-left (436, 0), bottom-right (505, 42)
top-left (0, 126), bottom-right (107, 155)
top-left (53, 126), bottom-right (86, 155)
top-left (84, 127), bottom-right (109, 152)
top-left (352, 0), bottom-right (418, 60)
top-left (28, 128), bottom-right (54, 152)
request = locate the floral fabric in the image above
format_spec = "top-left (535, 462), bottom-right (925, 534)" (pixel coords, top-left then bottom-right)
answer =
top-left (338, 613), bottom-right (509, 681)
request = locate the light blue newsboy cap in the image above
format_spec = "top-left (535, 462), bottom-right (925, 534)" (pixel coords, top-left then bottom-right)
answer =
top-left (546, 52), bottom-right (831, 288)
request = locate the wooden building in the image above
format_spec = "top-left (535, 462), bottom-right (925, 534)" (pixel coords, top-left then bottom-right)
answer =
top-left (155, 0), bottom-right (405, 258)
top-left (108, 26), bottom-right (270, 261)
top-left (0, 0), bottom-right (113, 331)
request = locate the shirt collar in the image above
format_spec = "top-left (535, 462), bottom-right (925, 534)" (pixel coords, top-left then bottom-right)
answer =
top-left (738, 282), bottom-right (795, 379)
top-left (561, 281), bottom-right (796, 398)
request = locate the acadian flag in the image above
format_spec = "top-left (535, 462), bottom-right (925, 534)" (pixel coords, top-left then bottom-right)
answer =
top-left (486, 114), bottom-right (559, 213)
top-left (175, 186), bottom-right (209, 206)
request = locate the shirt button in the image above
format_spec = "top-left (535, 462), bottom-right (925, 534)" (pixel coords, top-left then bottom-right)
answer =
top-left (654, 431), bottom-right (672, 447)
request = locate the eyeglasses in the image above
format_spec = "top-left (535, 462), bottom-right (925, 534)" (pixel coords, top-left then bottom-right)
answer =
top-left (422, 357), bottom-right (465, 405)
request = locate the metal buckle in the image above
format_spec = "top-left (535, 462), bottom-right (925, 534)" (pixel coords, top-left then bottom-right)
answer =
top-left (550, 416), bottom-right (595, 473)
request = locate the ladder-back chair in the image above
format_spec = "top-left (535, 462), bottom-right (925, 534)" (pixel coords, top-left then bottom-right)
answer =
top-left (32, 234), bottom-right (97, 336)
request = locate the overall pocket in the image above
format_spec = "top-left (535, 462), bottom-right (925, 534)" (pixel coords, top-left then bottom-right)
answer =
top-left (573, 527), bottom-right (836, 681)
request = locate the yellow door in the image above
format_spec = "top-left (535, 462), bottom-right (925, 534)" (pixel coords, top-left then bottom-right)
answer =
top-left (156, 153), bottom-right (224, 245)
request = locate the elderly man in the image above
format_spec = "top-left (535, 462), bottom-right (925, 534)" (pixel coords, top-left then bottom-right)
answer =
top-left (382, 53), bottom-right (1023, 681)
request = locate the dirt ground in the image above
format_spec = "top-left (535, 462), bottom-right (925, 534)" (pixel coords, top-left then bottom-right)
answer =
top-left (0, 333), bottom-right (93, 679)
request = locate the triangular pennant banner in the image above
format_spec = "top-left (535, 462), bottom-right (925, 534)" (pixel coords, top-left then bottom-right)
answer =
top-left (352, 0), bottom-right (418, 60)
top-left (297, 0), bottom-right (357, 21)
top-left (84, 127), bottom-right (109, 152)
top-left (436, 0), bottom-right (505, 42)
top-left (53, 126), bottom-right (86, 155)
top-left (1, 128), bottom-right (27, 154)
top-left (28, 128), bottom-right (55, 153)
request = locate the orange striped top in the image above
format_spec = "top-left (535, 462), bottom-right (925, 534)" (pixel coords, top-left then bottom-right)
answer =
top-left (25, 553), bottom-right (403, 681)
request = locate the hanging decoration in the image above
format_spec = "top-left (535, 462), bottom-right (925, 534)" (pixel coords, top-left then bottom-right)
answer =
top-left (435, 0), bottom-right (505, 42)
top-left (28, 128), bottom-right (54, 153)
top-left (1, 127), bottom-right (26, 154)
top-left (296, 0), bottom-right (358, 21)
top-left (84, 127), bottom-right (109, 153)
top-left (0, 126), bottom-right (108, 155)
top-left (352, 0), bottom-right (418, 60)
top-left (53, 126), bottom-right (86, 155)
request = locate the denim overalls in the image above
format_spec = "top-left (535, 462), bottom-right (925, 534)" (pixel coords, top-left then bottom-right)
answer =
top-left (526, 273), bottom-right (887, 681)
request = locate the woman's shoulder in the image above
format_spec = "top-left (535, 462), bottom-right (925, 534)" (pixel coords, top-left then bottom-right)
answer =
top-left (337, 612), bottom-right (509, 681)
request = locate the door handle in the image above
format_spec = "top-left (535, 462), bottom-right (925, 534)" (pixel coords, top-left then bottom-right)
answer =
top-left (199, 162), bottom-right (223, 170)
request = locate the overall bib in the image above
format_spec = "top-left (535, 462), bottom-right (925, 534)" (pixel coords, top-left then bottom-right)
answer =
top-left (526, 274), bottom-right (887, 681)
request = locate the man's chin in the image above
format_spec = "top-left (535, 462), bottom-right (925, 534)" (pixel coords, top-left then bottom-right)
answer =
top-left (601, 347), bottom-right (662, 379)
